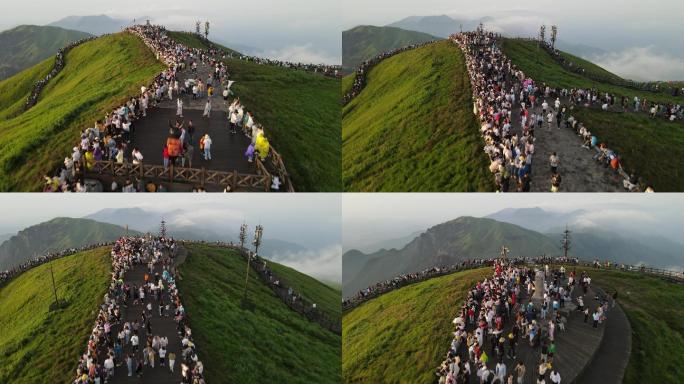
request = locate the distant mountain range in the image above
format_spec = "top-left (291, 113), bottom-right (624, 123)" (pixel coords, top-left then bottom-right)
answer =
top-left (0, 25), bottom-right (91, 80)
top-left (47, 15), bottom-right (138, 35)
top-left (382, 14), bottom-right (606, 61)
top-left (342, 25), bottom-right (438, 72)
top-left (387, 15), bottom-right (482, 38)
top-left (0, 217), bottom-right (136, 271)
top-left (343, 217), bottom-right (557, 295)
top-left (85, 207), bottom-right (308, 260)
top-left (343, 212), bottom-right (684, 296)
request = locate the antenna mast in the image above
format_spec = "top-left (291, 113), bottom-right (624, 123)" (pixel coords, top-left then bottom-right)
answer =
top-left (561, 225), bottom-right (571, 258)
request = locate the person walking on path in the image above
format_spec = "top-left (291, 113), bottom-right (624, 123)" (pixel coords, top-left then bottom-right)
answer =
top-left (176, 98), bottom-right (184, 118)
top-left (203, 99), bottom-right (212, 118)
top-left (549, 152), bottom-right (560, 174)
top-left (515, 361), bottom-right (526, 384)
top-left (202, 134), bottom-right (212, 160)
top-left (169, 351), bottom-right (176, 373)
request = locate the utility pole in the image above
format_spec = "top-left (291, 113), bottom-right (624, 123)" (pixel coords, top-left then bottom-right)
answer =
top-left (239, 223), bottom-right (247, 250)
top-left (551, 25), bottom-right (558, 50)
top-left (500, 245), bottom-right (510, 259)
top-left (159, 219), bottom-right (167, 239)
top-left (242, 225), bottom-right (263, 303)
top-left (561, 225), bottom-right (571, 258)
top-left (195, 21), bottom-right (201, 36)
top-left (539, 25), bottom-right (546, 46)
top-left (204, 21), bottom-right (210, 40)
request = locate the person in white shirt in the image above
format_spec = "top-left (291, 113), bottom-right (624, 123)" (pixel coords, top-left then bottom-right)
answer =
top-left (132, 148), bottom-right (144, 165)
top-left (549, 369), bottom-right (561, 383)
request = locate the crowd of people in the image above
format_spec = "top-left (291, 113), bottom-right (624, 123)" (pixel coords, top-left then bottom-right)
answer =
top-left (72, 236), bottom-right (205, 383)
top-left (452, 29), bottom-right (649, 192)
top-left (540, 41), bottom-right (684, 104)
top-left (434, 260), bottom-right (613, 384)
top-left (229, 52), bottom-right (340, 78)
top-left (343, 256), bottom-right (581, 309)
top-left (0, 242), bottom-right (113, 287)
top-left (453, 30), bottom-right (545, 192)
top-left (341, 41), bottom-right (437, 105)
top-left (43, 23), bottom-right (287, 193)
top-left (24, 36), bottom-right (100, 111)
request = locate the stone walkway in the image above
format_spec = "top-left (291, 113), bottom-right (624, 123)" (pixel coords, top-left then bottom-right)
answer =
top-left (577, 286), bottom-right (632, 384)
top-left (127, 59), bottom-right (254, 174)
top-left (103, 245), bottom-right (189, 383)
top-left (457, 269), bottom-right (607, 384)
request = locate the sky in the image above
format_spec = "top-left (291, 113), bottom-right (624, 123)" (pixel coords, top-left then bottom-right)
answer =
top-left (0, 193), bottom-right (342, 281)
top-left (0, 0), bottom-right (341, 64)
top-left (342, 0), bottom-right (684, 81)
top-left (343, 193), bottom-right (684, 251)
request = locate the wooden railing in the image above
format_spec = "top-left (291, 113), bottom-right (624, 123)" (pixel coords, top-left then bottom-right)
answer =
top-left (84, 160), bottom-right (272, 191)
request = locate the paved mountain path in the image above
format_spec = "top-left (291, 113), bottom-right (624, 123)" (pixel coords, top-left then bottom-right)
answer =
top-left (502, 80), bottom-right (623, 192)
top-left (577, 287), bottom-right (632, 384)
top-left (128, 58), bottom-right (254, 175)
top-left (104, 245), bottom-right (191, 383)
top-left (457, 269), bottom-right (612, 384)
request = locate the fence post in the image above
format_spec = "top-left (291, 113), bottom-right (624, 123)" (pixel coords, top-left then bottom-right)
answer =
top-left (232, 170), bottom-right (238, 191)
top-left (169, 163), bottom-right (174, 182)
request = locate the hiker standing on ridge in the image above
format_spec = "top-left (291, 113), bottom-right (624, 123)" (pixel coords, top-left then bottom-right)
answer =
top-left (176, 98), bottom-right (184, 118)
top-left (203, 99), bottom-right (212, 118)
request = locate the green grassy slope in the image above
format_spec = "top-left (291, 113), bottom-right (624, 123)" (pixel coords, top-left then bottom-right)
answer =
top-left (169, 31), bottom-right (341, 191)
top-left (501, 39), bottom-right (684, 105)
top-left (0, 247), bottom-right (111, 384)
top-left (167, 31), bottom-right (241, 55)
top-left (566, 267), bottom-right (684, 384)
top-left (341, 74), bottom-right (354, 95)
top-left (342, 25), bottom-right (438, 72)
top-left (178, 244), bottom-right (341, 383)
top-left (0, 32), bottom-right (163, 191)
top-left (342, 267), bottom-right (491, 383)
top-left (342, 40), bottom-right (494, 192)
top-left (267, 261), bottom-right (341, 323)
top-left (571, 107), bottom-right (684, 191)
top-left (0, 25), bottom-right (92, 80)
top-left (227, 58), bottom-right (341, 191)
top-left (557, 50), bottom-right (625, 84)
top-left (0, 58), bottom-right (53, 120)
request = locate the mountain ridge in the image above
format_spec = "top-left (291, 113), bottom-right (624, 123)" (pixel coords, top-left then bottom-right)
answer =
top-left (0, 24), bottom-right (91, 80)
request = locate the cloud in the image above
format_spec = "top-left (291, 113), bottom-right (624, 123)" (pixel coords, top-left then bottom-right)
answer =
top-left (269, 245), bottom-right (342, 283)
top-left (566, 208), bottom-right (658, 233)
top-left (590, 47), bottom-right (684, 81)
top-left (258, 44), bottom-right (340, 65)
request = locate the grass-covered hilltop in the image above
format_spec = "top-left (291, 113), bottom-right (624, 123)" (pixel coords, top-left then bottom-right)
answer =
top-left (0, 32), bottom-right (163, 191)
top-left (0, 25), bottom-right (92, 80)
top-left (0, 28), bottom-right (340, 191)
top-left (342, 40), bottom-right (493, 192)
top-left (342, 264), bottom-right (684, 384)
top-left (176, 243), bottom-right (342, 383)
top-left (0, 241), bottom-right (341, 383)
top-left (342, 25), bottom-right (439, 73)
top-left (0, 247), bottom-right (112, 384)
top-left (501, 38), bottom-right (684, 191)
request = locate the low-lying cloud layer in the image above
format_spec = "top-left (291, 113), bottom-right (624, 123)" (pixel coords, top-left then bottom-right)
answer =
top-left (590, 47), bottom-right (684, 82)
top-left (270, 245), bottom-right (342, 283)
top-left (257, 44), bottom-right (341, 65)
